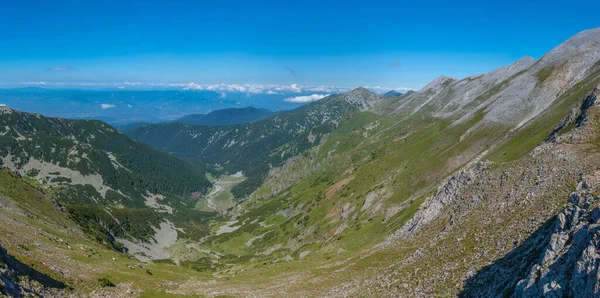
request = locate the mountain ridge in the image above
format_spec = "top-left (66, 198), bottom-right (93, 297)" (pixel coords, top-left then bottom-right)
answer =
top-left (173, 106), bottom-right (274, 126)
top-left (125, 87), bottom-right (383, 198)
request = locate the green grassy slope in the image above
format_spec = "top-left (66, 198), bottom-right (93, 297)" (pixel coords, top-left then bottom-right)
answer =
top-left (0, 169), bottom-right (215, 297)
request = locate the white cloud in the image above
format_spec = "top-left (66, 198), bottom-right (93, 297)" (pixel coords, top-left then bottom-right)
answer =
top-left (182, 83), bottom-right (333, 94)
top-left (21, 81), bottom-right (47, 86)
top-left (16, 81), bottom-right (415, 94)
top-left (284, 94), bottom-right (330, 103)
top-left (184, 82), bottom-right (201, 90)
top-left (127, 104), bottom-right (133, 108)
top-left (101, 104), bottom-right (116, 110)
top-left (219, 92), bottom-right (227, 99)
top-left (0, 104), bottom-right (6, 107)
top-left (273, 84), bottom-right (302, 93)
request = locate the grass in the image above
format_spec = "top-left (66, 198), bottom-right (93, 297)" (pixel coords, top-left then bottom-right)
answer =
top-left (194, 104), bottom-right (508, 268)
top-left (196, 64), bottom-right (590, 279)
top-left (195, 173), bottom-right (246, 214)
top-left (97, 277), bottom-right (115, 287)
top-left (489, 67), bottom-right (600, 162)
top-left (535, 65), bottom-right (555, 85)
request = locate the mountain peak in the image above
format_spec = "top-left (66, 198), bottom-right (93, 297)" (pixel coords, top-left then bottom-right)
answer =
top-left (568, 27), bottom-right (600, 44)
top-left (383, 90), bottom-right (404, 98)
top-left (173, 106), bottom-right (273, 126)
top-left (420, 76), bottom-right (457, 93)
top-left (537, 27), bottom-right (600, 68)
top-left (512, 56), bottom-right (536, 67)
top-left (348, 86), bottom-right (373, 95)
top-left (341, 87), bottom-right (383, 111)
top-left (0, 105), bottom-right (13, 114)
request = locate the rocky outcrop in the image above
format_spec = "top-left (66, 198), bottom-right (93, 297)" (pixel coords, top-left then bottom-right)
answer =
top-left (0, 244), bottom-right (69, 297)
top-left (0, 244), bottom-right (21, 297)
top-left (389, 162), bottom-right (489, 238)
top-left (547, 86), bottom-right (600, 142)
top-left (513, 175), bottom-right (600, 297)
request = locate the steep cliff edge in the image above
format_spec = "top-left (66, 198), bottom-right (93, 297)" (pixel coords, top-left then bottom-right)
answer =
top-left (513, 173), bottom-right (600, 297)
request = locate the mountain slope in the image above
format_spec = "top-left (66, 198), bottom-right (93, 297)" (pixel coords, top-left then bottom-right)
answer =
top-left (377, 28), bottom-right (600, 128)
top-left (161, 28), bottom-right (600, 296)
top-left (3, 28), bottom-right (600, 297)
top-left (174, 106), bottom-right (273, 126)
top-left (180, 76), bottom-right (600, 297)
top-left (126, 87), bottom-right (384, 198)
top-left (0, 169), bottom-right (216, 297)
top-left (0, 107), bottom-right (213, 257)
top-left (0, 106), bottom-right (210, 202)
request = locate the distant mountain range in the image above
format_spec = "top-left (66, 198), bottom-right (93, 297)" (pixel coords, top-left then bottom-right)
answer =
top-left (0, 88), bottom-right (318, 125)
top-left (118, 106), bottom-right (274, 131)
top-left (173, 106), bottom-right (273, 126)
top-left (382, 90), bottom-right (403, 97)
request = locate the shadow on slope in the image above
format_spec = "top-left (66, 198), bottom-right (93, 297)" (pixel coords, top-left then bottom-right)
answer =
top-left (459, 216), bottom-right (556, 297)
top-left (0, 245), bottom-right (69, 297)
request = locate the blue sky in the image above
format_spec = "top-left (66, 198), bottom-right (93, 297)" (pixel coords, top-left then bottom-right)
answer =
top-left (1, 0), bottom-right (599, 90)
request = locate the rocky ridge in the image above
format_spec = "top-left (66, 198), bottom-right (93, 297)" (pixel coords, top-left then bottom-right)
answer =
top-left (390, 161), bottom-right (489, 238)
top-left (513, 173), bottom-right (600, 297)
top-left (376, 28), bottom-right (600, 129)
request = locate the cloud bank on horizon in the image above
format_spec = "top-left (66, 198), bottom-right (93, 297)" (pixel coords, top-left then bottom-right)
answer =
top-left (0, 81), bottom-right (413, 126)
top-left (11, 81), bottom-right (413, 95)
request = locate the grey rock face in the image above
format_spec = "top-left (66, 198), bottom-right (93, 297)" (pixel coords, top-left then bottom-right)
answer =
top-left (377, 28), bottom-right (600, 129)
top-left (547, 85), bottom-right (600, 142)
top-left (486, 28), bottom-right (600, 127)
top-left (390, 162), bottom-right (489, 238)
top-left (513, 176), bottom-right (600, 297)
top-left (375, 55), bottom-right (535, 120)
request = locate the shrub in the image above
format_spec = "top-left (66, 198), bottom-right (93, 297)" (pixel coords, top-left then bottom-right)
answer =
top-left (98, 277), bottom-right (115, 287)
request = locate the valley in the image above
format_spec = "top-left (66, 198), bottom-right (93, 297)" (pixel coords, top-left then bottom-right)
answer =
top-left (2, 27), bottom-right (600, 297)
top-left (195, 172), bottom-right (246, 214)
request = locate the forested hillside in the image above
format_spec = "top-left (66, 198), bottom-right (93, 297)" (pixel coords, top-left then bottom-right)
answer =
top-left (126, 87), bottom-right (383, 198)
top-left (0, 106), bottom-right (214, 254)
top-left (174, 107), bottom-right (273, 126)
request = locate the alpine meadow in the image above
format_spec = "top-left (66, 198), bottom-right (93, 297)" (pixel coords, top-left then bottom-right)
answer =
top-left (2, 1), bottom-right (600, 297)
